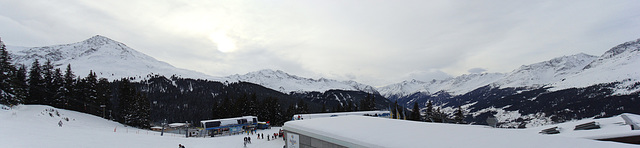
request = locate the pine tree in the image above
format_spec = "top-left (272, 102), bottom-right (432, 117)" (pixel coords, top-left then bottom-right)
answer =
top-left (117, 78), bottom-right (150, 128)
top-left (455, 106), bottom-right (465, 124)
top-left (392, 101), bottom-right (398, 119)
top-left (410, 102), bottom-right (421, 121)
top-left (260, 97), bottom-right (283, 125)
top-left (425, 101), bottom-right (433, 122)
top-left (41, 60), bottom-right (55, 105)
top-left (0, 38), bottom-right (18, 105)
top-left (296, 99), bottom-right (309, 114)
top-left (233, 94), bottom-right (249, 116)
top-left (82, 71), bottom-right (99, 115)
top-left (285, 103), bottom-right (296, 120)
top-left (48, 68), bottom-right (64, 108)
top-left (10, 65), bottom-right (28, 105)
top-left (132, 91), bottom-right (150, 128)
top-left (211, 100), bottom-right (221, 119)
top-left (218, 96), bottom-right (233, 118)
top-left (320, 103), bottom-right (327, 113)
top-left (27, 59), bottom-right (44, 104)
top-left (247, 93), bottom-right (259, 116)
top-left (346, 100), bottom-right (353, 112)
top-left (96, 78), bottom-right (112, 119)
top-left (117, 79), bottom-right (135, 126)
top-left (61, 64), bottom-right (75, 109)
top-left (368, 95), bottom-right (376, 110)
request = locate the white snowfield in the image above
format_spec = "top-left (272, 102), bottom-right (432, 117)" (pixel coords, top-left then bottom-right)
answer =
top-left (528, 113), bottom-right (640, 140)
top-left (0, 105), bottom-right (284, 148)
top-left (2, 105), bottom-right (639, 148)
top-left (283, 115), bottom-right (639, 148)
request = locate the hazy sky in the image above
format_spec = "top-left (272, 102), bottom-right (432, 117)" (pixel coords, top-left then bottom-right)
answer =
top-left (1, 0), bottom-right (639, 86)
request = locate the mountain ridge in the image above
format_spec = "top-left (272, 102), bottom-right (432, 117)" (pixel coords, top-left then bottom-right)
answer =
top-left (6, 35), bottom-right (640, 99)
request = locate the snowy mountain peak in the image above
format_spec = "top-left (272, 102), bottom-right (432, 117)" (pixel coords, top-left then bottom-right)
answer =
top-left (583, 38), bottom-right (640, 70)
top-left (7, 35), bottom-right (217, 81)
top-left (225, 69), bottom-right (379, 94)
top-left (552, 37), bottom-right (640, 92)
top-left (82, 35), bottom-right (120, 47)
top-left (494, 53), bottom-right (597, 88)
top-left (378, 72), bottom-right (505, 99)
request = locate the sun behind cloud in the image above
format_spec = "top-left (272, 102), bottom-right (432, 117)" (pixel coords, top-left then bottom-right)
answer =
top-left (209, 31), bottom-right (237, 53)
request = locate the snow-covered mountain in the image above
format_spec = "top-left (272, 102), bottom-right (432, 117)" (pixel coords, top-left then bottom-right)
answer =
top-left (378, 73), bottom-right (505, 99)
top-left (224, 69), bottom-right (379, 94)
top-left (495, 53), bottom-right (598, 88)
top-left (5, 35), bottom-right (380, 94)
top-left (378, 50), bottom-right (632, 100)
top-left (380, 38), bottom-right (640, 128)
top-left (552, 38), bottom-right (640, 93)
top-left (7, 35), bottom-right (218, 81)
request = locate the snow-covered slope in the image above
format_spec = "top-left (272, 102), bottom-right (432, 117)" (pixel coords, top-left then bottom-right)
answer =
top-left (224, 69), bottom-right (379, 94)
top-left (527, 113), bottom-right (640, 140)
top-left (378, 73), bottom-right (505, 98)
top-left (7, 35), bottom-right (219, 81)
top-left (380, 40), bottom-right (638, 99)
top-left (0, 104), bottom-right (285, 148)
top-left (552, 38), bottom-right (640, 93)
top-left (495, 53), bottom-right (598, 88)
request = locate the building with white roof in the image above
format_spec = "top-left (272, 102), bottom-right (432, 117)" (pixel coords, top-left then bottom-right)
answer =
top-left (282, 115), bottom-right (638, 148)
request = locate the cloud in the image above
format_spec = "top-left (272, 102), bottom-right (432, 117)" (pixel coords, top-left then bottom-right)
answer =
top-left (405, 69), bottom-right (452, 82)
top-left (468, 68), bottom-right (487, 74)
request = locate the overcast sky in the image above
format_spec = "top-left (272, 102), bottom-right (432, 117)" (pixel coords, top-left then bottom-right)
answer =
top-left (1, 0), bottom-right (639, 86)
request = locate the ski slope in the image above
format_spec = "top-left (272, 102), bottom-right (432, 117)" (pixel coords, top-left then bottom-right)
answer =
top-left (1, 104), bottom-right (638, 148)
top-left (0, 105), bottom-right (284, 148)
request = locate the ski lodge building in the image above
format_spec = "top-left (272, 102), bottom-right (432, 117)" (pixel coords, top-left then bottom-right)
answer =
top-left (291, 110), bottom-right (390, 121)
top-left (200, 116), bottom-right (258, 137)
top-left (282, 114), bottom-right (640, 148)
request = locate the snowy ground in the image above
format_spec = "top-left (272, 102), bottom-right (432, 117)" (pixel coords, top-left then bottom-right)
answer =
top-left (284, 115), bottom-right (638, 148)
top-left (2, 104), bottom-right (638, 148)
top-left (0, 105), bottom-right (285, 148)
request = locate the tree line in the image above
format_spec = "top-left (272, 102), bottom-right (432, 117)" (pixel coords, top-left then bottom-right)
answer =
top-left (407, 100), bottom-right (465, 124)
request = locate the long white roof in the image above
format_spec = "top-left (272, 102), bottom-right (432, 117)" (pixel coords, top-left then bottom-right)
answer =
top-left (283, 115), bottom-right (637, 148)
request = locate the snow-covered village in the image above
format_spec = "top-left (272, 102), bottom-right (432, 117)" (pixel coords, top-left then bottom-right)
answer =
top-left (1, 1), bottom-right (640, 148)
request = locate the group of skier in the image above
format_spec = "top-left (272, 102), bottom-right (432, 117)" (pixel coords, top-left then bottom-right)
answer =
top-left (243, 136), bottom-right (252, 146)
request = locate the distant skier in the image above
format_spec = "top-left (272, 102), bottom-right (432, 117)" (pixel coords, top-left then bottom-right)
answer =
top-left (58, 120), bottom-right (63, 127)
top-left (178, 144), bottom-right (185, 148)
top-left (248, 137), bottom-right (251, 143)
top-left (244, 137), bottom-right (247, 147)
